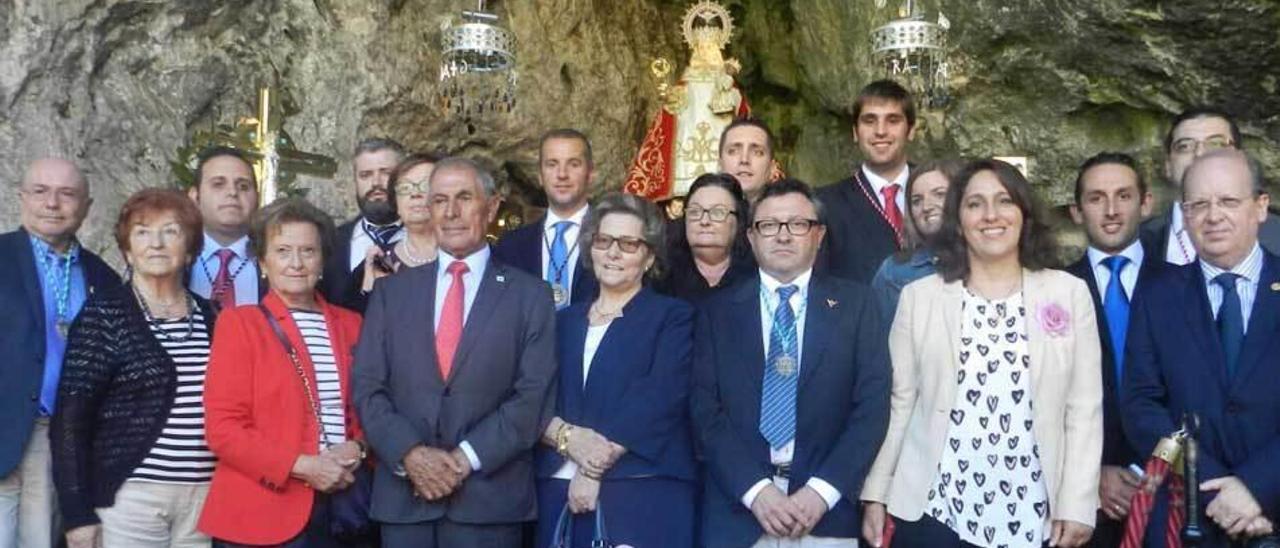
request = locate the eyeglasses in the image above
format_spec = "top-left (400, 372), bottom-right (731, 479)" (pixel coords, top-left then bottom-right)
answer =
top-left (752, 219), bottom-right (820, 236)
top-left (1171, 136), bottom-right (1234, 155)
top-left (685, 206), bottom-right (737, 223)
top-left (1181, 194), bottom-right (1254, 218)
top-left (394, 179), bottom-right (430, 196)
top-left (591, 234), bottom-right (648, 254)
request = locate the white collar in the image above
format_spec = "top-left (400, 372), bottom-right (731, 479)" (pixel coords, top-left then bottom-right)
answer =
top-left (759, 268), bottom-right (813, 298)
top-left (1169, 202), bottom-right (1185, 233)
top-left (861, 163), bottom-right (910, 195)
top-left (1086, 238), bottom-right (1145, 271)
top-left (545, 205), bottom-right (589, 232)
top-left (201, 232), bottom-right (250, 261)
top-left (437, 245), bottom-right (491, 276)
top-left (1200, 243), bottom-right (1264, 284)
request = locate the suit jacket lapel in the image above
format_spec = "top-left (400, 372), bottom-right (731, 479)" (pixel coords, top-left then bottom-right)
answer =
top-left (799, 277), bottom-right (834, 390)
top-left (416, 263), bottom-right (444, 385)
top-left (1182, 267), bottom-right (1229, 391)
top-left (1022, 270), bottom-right (1050, 403)
top-left (448, 259), bottom-right (508, 384)
top-left (1233, 256), bottom-right (1280, 389)
top-left (16, 232), bottom-right (46, 329)
top-left (731, 278), bottom-right (766, 428)
top-left (561, 307), bottom-right (589, 419)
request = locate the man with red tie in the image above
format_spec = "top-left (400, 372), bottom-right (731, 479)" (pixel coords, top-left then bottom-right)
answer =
top-left (354, 156), bottom-right (558, 547)
top-left (186, 147), bottom-right (261, 310)
top-left (816, 80), bottom-right (916, 283)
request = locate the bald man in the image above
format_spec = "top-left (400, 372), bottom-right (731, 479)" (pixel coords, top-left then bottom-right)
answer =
top-left (0, 159), bottom-right (119, 548)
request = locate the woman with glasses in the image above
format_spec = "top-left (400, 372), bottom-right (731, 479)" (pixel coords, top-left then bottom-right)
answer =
top-left (348, 153), bottom-right (441, 312)
top-left (657, 173), bottom-right (756, 303)
top-left (535, 192), bottom-right (697, 547)
top-left (861, 160), bottom-right (1102, 548)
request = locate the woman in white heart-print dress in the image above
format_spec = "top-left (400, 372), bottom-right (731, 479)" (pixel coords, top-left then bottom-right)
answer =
top-left (860, 159), bottom-right (1104, 548)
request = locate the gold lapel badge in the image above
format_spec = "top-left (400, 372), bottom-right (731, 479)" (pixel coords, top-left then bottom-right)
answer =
top-left (1270, 282), bottom-right (1280, 291)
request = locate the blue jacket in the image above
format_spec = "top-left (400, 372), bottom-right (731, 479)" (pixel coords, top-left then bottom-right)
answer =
top-left (537, 287), bottom-right (697, 482)
top-left (0, 229), bottom-right (119, 477)
top-left (1123, 251), bottom-right (1280, 545)
top-left (692, 274), bottom-right (891, 547)
top-left (492, 214), bottom-right (598, 306)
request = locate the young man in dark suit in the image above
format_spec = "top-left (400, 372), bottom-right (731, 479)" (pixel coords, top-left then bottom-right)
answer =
top-left (1139, 107), bottom-right (1280, 265)
top-left (816, 80), bottom-right (916, 283)
top-left (354, 157), bottom-right (557, 547)
top-left (321, 137), bottom-right (405, 309)
top-left (1065, 152), bottom-right (1162, 546)
top-left (1124, 150), bottom-right (1280, 546)
top-left (0, 159), bottom-right (119, 548)
top-left (493, 128), bottom-right (598, 309)
top-left (692, 179), bottom-right (890, 548)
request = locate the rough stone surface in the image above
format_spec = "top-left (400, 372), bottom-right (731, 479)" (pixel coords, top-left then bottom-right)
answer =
top-left (1, 0), bottom-right (1276, 263)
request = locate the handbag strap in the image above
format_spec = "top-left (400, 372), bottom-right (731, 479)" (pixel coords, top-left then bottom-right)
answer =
top-left (256, 305), bottom-right (330, 449)
top-left (550, 500), bottom-right (609, 548)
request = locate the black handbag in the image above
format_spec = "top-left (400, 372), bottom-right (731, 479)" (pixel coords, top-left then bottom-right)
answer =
top-left (257, 306), bottom-right (375, 541)
top-left (551, 500), bottom-right (613, 548)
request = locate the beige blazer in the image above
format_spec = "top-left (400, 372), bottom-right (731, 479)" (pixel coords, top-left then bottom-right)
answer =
top-left (861, 268), bottom-right (1104, 527)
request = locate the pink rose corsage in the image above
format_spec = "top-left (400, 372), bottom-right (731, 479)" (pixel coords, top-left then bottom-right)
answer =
top-left (1036, 302), bottom-right (1070, 337)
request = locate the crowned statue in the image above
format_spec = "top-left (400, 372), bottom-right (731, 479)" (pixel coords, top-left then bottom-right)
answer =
top-left (623, 1), bottom-right (756, 207)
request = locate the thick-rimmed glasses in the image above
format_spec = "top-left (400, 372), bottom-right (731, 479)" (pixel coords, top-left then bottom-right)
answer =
top-left (591, 234), bottom-right (648, 254)
top-left (685, 206), bottom-right (737, 223)
top-left (752, 219), bottom-right (820, 236)
top-left (1171, 136), bottom-right (1234, 155)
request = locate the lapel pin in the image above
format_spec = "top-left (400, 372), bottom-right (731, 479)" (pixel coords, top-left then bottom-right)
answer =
top-left (827, 298), bottom-right (838, 308)
top-left (496, 274), bottom-right (506, 283)
top-left (1271, 282), bottom-right (1280, 291)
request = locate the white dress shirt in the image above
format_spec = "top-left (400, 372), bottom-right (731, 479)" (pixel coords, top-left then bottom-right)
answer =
top-left (541, 205), bottom-right (588, 295)
top-left (189, 233), bottom-right (259, 305)
top-left (433, 245), bottom-right (491, 470)
top-left (741, 269), bottom-right (842, 511)
top-left (1165, 205), bottom-right (1197, 265)
top-left (1087, 239), bottom-right (1145, 301)
top-left (861, 164), bottom-right (909, 213)
top-left (348, 217), bottom-right (405, 271)
top-left (1201, 243), bottom-right (1263, 333)
top-left (552, 321), bottom-right (612, 480)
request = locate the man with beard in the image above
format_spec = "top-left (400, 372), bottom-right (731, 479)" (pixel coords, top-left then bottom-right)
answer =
top-left (1065, 153), bottom-right (1164, 547)
top-left (187, 147), bottom-right (261, 309)
top-left (322, 137), bottom-right (405, 309)
top-left (816, 80), bottom-right (917, 284)
top-left (494, 129), bottom-right (598, 309)
top-left (719, 117), bottom-right (776, 202)
top-left (1139, 107), bottom-right (1280, 264)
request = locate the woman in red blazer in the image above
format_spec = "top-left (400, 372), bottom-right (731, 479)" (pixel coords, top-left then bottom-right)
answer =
top-left (199, 199), bottom-right (367, 547)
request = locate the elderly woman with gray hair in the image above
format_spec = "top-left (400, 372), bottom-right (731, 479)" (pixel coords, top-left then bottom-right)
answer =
top-left (534, 192), bottom-right (698, 548)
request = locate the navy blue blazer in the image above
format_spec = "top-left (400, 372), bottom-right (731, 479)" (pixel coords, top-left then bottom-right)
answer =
top-left (1066, 251), bottom-right (1167, 469)
top-left (691, 273), bottom-right (891, 547)
top-left (0, 229), bottom-right (119, 477)
top-left (536, 287), bottom-right (696, 482)
top-left (492, 214), bottom-right (598, 306)
top-left (1122, 251), bottom-right (1280, 542)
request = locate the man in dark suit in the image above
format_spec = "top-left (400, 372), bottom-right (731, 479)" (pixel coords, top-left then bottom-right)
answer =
top-left (815, 80), bottom-right (916, 283)
top-left (354, 156), bottom-right (557, 547)
top-left (692, 178), bottom-right (891, 548)
top-left (494, 128), bottom-right (598, 309)
top-left (1139, 107), bottom-right (1280, 264)
top-left (0, 158), bottom-right (119, 548)
top-left (1065, 152), bottom-right (1163, 547)
top-left (1124, 149), bottom-right (1280, 546)
top-left (321, 137), bottom-right (405, 309)
top-left (186, 146), bottom-right (261, 310)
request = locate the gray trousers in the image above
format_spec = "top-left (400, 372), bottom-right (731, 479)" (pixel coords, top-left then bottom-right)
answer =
top-left (381, 519), bottom-right (522, 548)
top-left (0, 419), bottom-right (56, 548)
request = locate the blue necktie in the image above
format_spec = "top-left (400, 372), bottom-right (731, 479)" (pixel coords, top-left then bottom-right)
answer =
top-left (760, 285), bottom-right (799, 449)
top-left (1213, 273), bottom-right (1244, 378)
top-left (1102, 256), bottom-right (1131, 386)
top-left (547, 221), bottom-right (572, 309)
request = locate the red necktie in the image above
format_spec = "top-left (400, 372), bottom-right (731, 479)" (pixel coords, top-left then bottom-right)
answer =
top-left (435, 260), bottom-right (469, 380)
top-left (881, 184), bottom-right (904, 244)
top-left (211, 248), bottom-right (237, 309)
